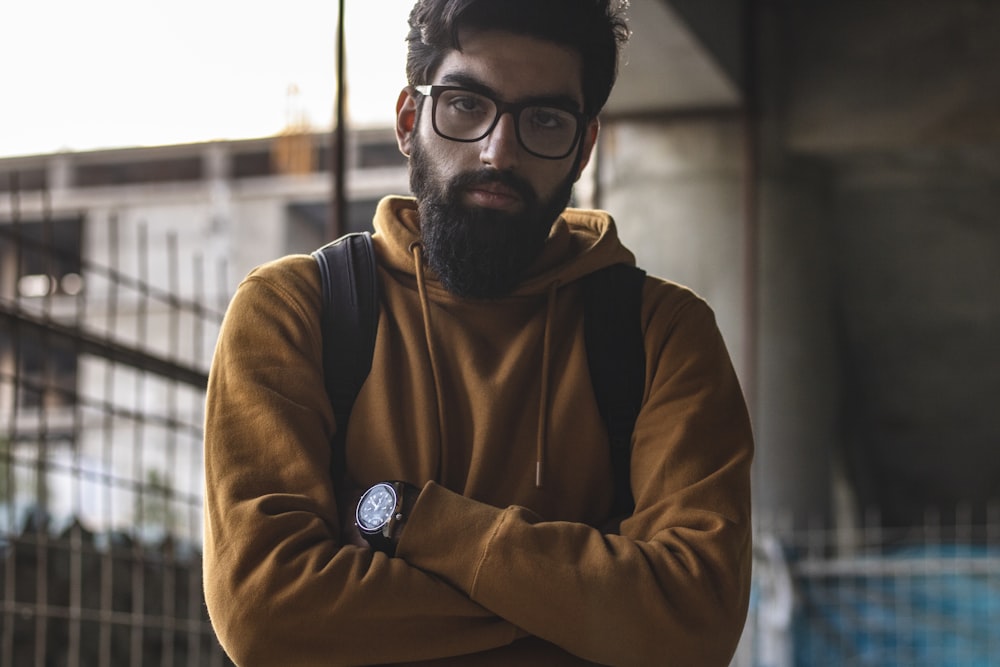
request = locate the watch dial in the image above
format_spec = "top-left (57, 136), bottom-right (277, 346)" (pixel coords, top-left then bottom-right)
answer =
top-left (357, 484), bottom-right (396, 531)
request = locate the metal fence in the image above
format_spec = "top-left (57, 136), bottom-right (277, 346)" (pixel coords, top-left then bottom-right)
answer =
top-left (1, 178), bottom-right (232, 665)
top-left (741, 510), bottom-right (1000, 667)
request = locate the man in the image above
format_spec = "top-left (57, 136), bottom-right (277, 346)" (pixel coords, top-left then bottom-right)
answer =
top-left (203, 1), bottom-right (753, 665)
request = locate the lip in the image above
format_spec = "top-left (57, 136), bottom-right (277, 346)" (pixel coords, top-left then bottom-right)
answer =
top-left (464, 183), bottom-right (522, 211)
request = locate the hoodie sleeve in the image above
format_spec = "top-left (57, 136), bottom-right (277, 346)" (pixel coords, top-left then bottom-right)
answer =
top-left (396, 281), bottom-right (754, 667)
top-left (202, 258), bottom-right (521, 667)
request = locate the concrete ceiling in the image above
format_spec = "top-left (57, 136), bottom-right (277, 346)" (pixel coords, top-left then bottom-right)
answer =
top-left (604, 0), bottom-right (742, 116)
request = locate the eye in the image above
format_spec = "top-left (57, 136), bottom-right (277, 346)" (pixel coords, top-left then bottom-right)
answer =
top-left (442, 91), bottom-right (489, 115)
top-left (527, 107), bottom-right (572, 131)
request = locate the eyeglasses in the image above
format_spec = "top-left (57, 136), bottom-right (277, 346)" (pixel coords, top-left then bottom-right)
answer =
top-left (414, 84), bottom-right (587, 160)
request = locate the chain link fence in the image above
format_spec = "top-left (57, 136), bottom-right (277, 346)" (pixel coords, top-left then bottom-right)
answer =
top-left (1, 176), bottom-right (232, 665)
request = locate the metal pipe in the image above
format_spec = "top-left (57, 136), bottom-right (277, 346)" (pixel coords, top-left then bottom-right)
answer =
top-left (740, 0), bottom-right (761, 418)
top-left (329, 0), bottom-right (348, 240)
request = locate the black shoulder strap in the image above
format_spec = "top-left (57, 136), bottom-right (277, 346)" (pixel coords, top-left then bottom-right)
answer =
top-left (582, 263), bottom-right (647, 518)
top-left (311, 232), bottom-right (379, 482)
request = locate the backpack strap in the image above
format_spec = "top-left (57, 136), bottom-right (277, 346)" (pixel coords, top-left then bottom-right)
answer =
top-left (581, 263), bottom-right (647, 518)
top-left (311, 232), bottom-right (379, 482)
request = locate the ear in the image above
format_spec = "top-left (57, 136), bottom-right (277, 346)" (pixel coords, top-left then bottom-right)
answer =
top-left (396, 87), bottom-right (419, 157)
top-left (573, 118), bottom-right (600, 181)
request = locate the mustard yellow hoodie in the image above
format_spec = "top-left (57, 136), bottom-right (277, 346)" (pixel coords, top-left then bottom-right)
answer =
top-left (204, 197), bottom-right (753, 666)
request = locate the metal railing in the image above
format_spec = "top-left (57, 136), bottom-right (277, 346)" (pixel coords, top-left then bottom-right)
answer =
top-left (740, 510), bottom-right (1000, 667)
top-left (1, 177), bottom-right (232, 666)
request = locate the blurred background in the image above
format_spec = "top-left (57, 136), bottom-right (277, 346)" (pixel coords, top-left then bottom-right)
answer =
top-left (1, 0), bottom-right (998, 665)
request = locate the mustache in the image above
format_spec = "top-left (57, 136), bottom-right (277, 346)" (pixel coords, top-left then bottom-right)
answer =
top-left (447, 169), bottom-right (536, 204)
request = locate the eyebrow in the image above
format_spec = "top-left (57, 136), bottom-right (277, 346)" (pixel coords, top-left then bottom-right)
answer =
top-left (437, 72), bottom-right (583, 113)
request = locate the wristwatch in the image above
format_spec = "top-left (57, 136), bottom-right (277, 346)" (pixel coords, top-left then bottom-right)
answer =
top-left (355, 481), bottom-right (418, 556)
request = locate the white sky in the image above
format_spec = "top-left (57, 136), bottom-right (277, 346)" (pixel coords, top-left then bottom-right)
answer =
top-left (0, 0), bottom-right (414, 158)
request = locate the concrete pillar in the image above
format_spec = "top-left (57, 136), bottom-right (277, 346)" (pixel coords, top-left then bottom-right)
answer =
top-left (47, 154), bottom-right (74, 196)
top-left (598, 112), bottom-right (839, 526)
top-left (754, 157), bottom-right (839, 526)
top-left (596, 113), bottom-right (841, 526)
top-left (598, 115), bottom-right (750, 376)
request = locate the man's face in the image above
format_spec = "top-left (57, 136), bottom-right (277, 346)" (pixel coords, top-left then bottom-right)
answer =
top-left (396, 29), bottom-right (599, 299)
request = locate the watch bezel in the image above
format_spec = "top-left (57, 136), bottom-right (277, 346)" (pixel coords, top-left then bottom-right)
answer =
top-left (355, 482), bottom-right (399, 535)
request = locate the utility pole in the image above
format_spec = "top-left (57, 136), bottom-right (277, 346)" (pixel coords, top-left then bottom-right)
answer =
top-left (329, 0), bottom-right (347, 240)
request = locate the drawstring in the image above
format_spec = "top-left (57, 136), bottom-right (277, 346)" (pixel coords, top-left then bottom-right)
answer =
top-left (409, 240), bottom-right (559, 491)
top-left (410, 242), bottom-right (448, 481)
top-left (535, 280), bottom-right (560, 488)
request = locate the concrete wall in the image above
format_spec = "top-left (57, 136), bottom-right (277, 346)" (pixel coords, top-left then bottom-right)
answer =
top-left (829, 149), bottom-right (1000, 527)
top-left (780, 1), bottom-right (1000, 528)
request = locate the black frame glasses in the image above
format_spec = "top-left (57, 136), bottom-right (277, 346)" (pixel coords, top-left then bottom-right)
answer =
top-left (414, 84), bottom-right (588, 160)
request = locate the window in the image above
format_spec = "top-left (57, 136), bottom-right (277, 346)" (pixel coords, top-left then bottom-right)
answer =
top-left (0, 216), bottom-right (84, 409)
top-left (6, 217), bottom-right (84, 298)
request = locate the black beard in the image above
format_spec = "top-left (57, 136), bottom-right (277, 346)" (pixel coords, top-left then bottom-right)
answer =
top-left (409, 135), bottom-right (577, 299)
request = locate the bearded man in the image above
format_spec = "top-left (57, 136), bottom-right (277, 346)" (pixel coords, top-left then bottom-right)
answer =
top-left (203, 1), bottom-right (754, 665)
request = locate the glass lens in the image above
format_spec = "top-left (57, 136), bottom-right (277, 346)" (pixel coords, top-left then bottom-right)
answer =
top-left (517, 106), bottom-right (579, 158)
top-left (433, 88), bottom-right (579, 158)
top-left (435, 89), bottom-right (496, 141)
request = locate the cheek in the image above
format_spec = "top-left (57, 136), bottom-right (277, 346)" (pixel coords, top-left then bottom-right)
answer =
top-left (533, 163), bottom-right (577, 200)
top-left (443, 138), bottom-right (483, 169)
top-left (420, 128), bottom-right (475, 173)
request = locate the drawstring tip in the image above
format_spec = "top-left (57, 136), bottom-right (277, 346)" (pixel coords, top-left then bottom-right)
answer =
top-left (535, 462), bottom-right (543, 488)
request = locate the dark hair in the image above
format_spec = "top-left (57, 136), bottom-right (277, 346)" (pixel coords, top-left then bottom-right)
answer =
top-left (405, 0), bottom-right (630, 117)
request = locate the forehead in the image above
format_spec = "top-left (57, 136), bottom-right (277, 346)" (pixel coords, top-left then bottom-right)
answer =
top-left (433, 28), bottom-right (584, 104)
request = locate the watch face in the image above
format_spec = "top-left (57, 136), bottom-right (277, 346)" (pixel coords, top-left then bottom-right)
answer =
top-left (356, 483), bottom-right (397, 532)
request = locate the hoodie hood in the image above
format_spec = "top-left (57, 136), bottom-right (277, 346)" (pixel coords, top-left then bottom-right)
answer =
top-left (371, 196), bottom-right (636, 298)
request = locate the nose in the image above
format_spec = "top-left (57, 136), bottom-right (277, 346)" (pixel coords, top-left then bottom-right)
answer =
top-left (479, 111), bottom-right (520, 170)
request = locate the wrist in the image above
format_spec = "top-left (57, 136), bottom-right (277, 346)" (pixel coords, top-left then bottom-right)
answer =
top-left (355, 480), bottom-right (420, 556)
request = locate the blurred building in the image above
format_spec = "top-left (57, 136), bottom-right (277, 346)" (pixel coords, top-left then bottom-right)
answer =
top-left (0, 129), bottom-right (407, 540)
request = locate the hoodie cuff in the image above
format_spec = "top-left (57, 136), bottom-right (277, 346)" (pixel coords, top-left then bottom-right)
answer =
top-left (396, 482), bottom-right (521, 598)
